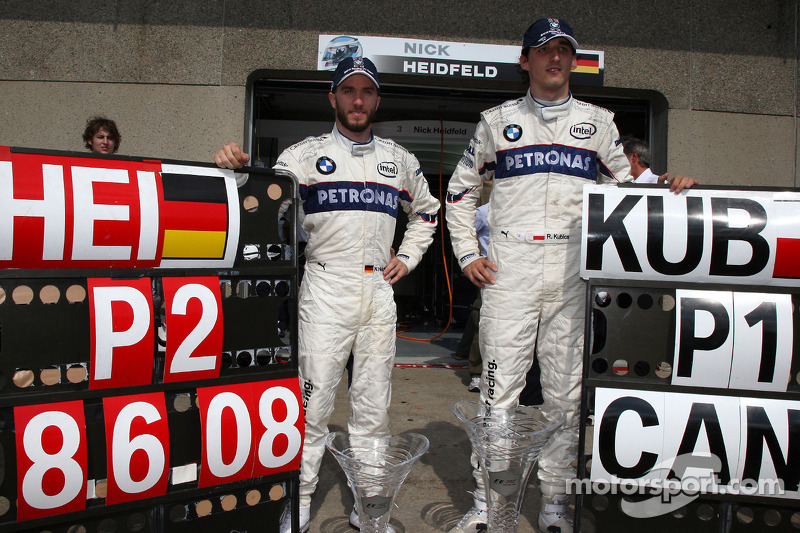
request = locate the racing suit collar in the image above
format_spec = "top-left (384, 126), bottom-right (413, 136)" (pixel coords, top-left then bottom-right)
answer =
top-left (525, 90), bottom-right (572, 122)
top-left (332, 125), bottom-right (375, 156)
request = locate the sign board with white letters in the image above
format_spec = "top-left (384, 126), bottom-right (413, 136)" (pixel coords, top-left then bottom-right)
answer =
top-left (0, 146), bottom-right (301, 532)
top-left (317, 34), bottom-right (605, 86)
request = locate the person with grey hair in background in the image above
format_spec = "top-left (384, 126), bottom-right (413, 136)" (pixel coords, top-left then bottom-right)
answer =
top-left (623, 137), bottom-right (662, 183)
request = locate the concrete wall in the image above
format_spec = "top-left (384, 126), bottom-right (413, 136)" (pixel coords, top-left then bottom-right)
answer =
top-left (0, 81), bottom-right (245, 160)
top-left (0, 0), bottom-right (797, 186)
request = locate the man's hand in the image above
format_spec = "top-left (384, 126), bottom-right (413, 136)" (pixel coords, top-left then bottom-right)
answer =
top-left (464, 257), bottom-right (498, 289)
top-left (383, 252), bottom-right (409, 285)
top-left (214, 142), bottom-right (250, 169)
top-left (658, 173), bottom-right (699, 193)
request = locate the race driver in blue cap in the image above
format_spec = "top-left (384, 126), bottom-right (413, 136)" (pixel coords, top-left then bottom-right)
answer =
top-left (446, 18), bottom-right (696, 533)
top-left (215, 56), bottom-right (440, 532)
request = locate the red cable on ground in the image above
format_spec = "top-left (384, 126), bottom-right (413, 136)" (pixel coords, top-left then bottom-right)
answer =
top-left (397, 118), bottom-right (454, 342)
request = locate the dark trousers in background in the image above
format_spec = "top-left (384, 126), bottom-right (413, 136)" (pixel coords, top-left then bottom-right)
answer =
top-left (457, 294), bottom-right (542, 406)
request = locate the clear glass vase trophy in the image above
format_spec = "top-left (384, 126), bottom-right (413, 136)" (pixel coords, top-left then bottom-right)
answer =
top-left (325, 431), bottom-right (429, 533)
top-left (453, 400), bottom-right (565, 533)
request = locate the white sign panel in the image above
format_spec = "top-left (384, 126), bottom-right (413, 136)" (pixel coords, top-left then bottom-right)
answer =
top-left (735, 397), bottom-right (800, 499)
top-left (590, 388), bottom-right (800, 501)
top-left (729, 292), bottom-right (794, 392)
top-left (668, 289), bottom-right (793, 392)
top-left (591, 388), bottom-right (665, 485)
top-left (673, 290), bottom-right (734, 389)
top-left (580, 186), bottom-right (800, 287)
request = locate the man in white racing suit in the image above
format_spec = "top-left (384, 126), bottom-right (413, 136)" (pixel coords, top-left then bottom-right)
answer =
top-left (215, 56), bottom-right (440, 533)
top-left (445, 18), bottom-right (696, 533)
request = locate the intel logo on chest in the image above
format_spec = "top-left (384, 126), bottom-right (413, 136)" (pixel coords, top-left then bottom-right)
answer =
top-left (377, 161), bottom-right (398, 178)
top-left (570, 122), bottom-right (597, 139)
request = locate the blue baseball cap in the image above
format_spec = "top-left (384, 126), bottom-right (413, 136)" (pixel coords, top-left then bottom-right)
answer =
top-left (522, 18), bottom-right (579, 50)
top-left (330, 56), bottom-right (380, 91)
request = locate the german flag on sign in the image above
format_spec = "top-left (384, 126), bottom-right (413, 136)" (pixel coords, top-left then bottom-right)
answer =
top-left (160, 173), bottom-right (230, 260)
top-left (571, 51), bottom-right (604, 86)
top-left (574, 53), bottom-right (601, 74)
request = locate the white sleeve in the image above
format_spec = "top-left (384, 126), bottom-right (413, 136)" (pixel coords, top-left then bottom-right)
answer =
top-left (395, 154), bottom-right (441, 273)
top-left (446, 118), bottom-right (494, 269)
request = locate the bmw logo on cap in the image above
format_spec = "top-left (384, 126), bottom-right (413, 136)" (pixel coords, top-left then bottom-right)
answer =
top-left (503, 124), bottom-right (523, 142)
top-left (316, 156), bottom-right (336, 175)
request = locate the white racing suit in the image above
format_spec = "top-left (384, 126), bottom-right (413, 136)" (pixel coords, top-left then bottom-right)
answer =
top-left (446, 92), bottom-right (632, 499)
top-left (275, 126), bottom-right (440, 507)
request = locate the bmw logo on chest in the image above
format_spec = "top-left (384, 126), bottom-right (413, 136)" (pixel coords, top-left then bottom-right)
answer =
top-left (503, 124), bottom-right (523, 142)
top-left (316, 156), bottom-right (336, 175)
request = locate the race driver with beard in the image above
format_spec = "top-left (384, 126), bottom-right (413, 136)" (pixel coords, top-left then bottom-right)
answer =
top-left (215, 56), bottom-right (440, 533)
